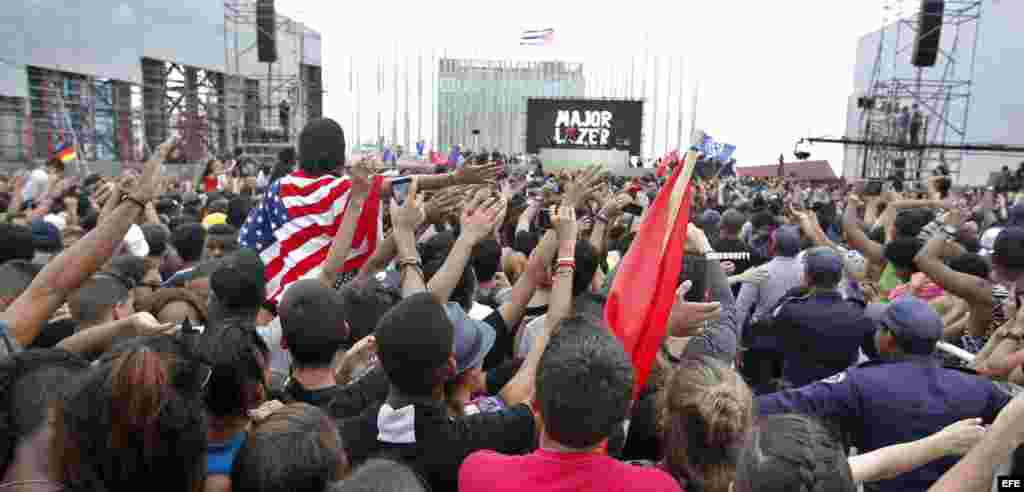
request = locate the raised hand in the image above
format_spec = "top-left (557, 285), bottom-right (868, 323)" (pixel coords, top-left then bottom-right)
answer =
top-left (669, 280), bottom-right (722, 337)
top-left (455, 160), bottom-right (501, 186)
top-left (423, 190), bottom-right (461, 225)
top-left (461, 195), bottom-right (506, 244)
top-left (551, 204), bottom-right (578, 243)
top-left (390, 178), bottom-right (424, 233)
top-left (563, 165), bottom-right (607, 209)
top-left (350, 157), bottom-right (378, 197)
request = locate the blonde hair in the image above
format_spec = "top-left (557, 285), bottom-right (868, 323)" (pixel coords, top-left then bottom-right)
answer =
top-left (657, 356), bottom-right (754, 492)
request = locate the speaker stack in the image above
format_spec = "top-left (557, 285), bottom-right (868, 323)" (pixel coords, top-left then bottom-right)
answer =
top-left (912, 0), bottom-right (944, 67)
top-left (257, 0), bottom-right (277, 63)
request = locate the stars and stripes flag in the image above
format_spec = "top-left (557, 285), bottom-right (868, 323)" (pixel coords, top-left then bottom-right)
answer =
top-left (521, 28), bottom-right (554, 46)
top-left (239, 171), bottom-right (385, 305)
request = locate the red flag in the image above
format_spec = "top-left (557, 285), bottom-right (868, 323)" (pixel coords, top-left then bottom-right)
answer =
top-left (605, 151), bottom-right (697, 396)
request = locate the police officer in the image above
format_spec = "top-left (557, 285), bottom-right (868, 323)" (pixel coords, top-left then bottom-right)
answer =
top-left (756, 296), bottom-right (1010, 492)
top-left (767, 247), bottom-right (877, 388)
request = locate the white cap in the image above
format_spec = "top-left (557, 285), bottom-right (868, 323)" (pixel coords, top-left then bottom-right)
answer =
top-left (123, 224), bottom-right (150, 257)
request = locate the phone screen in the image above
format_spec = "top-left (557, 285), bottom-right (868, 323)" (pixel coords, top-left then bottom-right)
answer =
top-left (391, 176), bottom-right (413, 205)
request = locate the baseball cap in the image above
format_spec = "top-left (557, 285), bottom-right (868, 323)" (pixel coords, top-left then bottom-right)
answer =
top-left (30, 219), bottom-right (62, 254)
top-left (992, 226), bottom-right (1024, 272)
top-left (864, 296), bottom-right (942, 355)
top-left (772, 225), bottom-right (802, 257)
top-left (700, 209), bottom-right (722, 228)
top-left (803, 246), bottom-right (844, 280)
top-left (122, 224), bottom-right (150, 258)
top-left (202, 212), bottom-right (228, 229)
top-left (444, 302), bottom-right (496, 374)
top-left (979, 226), bottom-right (1002, 256)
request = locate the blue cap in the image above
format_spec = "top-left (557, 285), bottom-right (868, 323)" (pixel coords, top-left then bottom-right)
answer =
top-left (1008, 203), bottom-right (1024, 227)
top-left (865, 296), bottom-right (942, 355)
top-left (803, 246), bottom-right (844, 278)
top-left (773, 225), bottom-right (802, 257)
top-left (444, 302), bottom-right (496, 374)
top-left (30, 219), bottom-right (61, 253)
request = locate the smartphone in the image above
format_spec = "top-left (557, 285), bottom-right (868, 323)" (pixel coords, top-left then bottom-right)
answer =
top-left (391, 176), bottom-right (413, 205)
top-left (537, 209), bottom-right (552, 229)
top-left (622, 203), bottom-right (644, 216)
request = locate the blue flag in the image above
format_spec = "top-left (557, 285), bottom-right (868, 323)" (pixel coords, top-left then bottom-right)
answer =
top-left (447, 146), bottom-right (460, 167)
top-left (717, 144), bottom-right (736, 163)
top-left (416, 141), bottom-right (425, 157)
top-left (382, 148), bottom-right (394, 164)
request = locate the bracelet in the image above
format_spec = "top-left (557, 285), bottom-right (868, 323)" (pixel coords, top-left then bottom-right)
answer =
top-left (121, 195), bottom-right (147, 210)
top-left (556, 259), bottom-right (576, 270)
top-left (554, 266), bottom-right (575, 276)
top-left (556, 257), bottom-right (576, 264)
top-left (397, 257), bottom-right (421, 268)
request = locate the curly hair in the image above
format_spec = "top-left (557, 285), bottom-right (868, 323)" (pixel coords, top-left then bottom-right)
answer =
top-left (657, 356), bottom-right (753, 492)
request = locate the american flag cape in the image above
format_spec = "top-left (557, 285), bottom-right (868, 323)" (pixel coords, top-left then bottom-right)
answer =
top-left (239, 171), bottom-right (385, 305)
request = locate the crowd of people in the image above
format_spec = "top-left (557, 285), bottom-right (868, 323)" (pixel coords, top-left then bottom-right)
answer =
top-left (1, 116), bottom-right (1024, 492)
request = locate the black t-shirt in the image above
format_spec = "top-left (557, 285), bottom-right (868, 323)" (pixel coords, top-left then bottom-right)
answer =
top-left (711, 237), bottom-right (758, 273)
top-left (340, 400), bottom-right (536, 492)
top-left (282, 366), bottom-right (390, 421)
top-left (482, 309), bottom-right (513, 371)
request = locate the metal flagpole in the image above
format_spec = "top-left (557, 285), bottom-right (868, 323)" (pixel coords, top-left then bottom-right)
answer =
top-left (376, 54), bottom-right (383, 151)
top-left (418, 50), bottom-right (423, 143)
top-left (349, 54), bottom-right (354, 157)
top-left (404, 51), bottom-right (410, 153)
top-left (651, 54), bottom-right (659, 156)
top-left (664, 55), bottom-right (672, 153)
top-left (355, 66), bottom-right (361, 153)
top-left (640, 35), bottom-right (649, 156)
top-left (628, 54), bottom-right (635, 99)
top-left (391, 43), bottom-right (399, 154)
top-left (689, 77), bottom-right (700, 146)
top-left (677, 56), bottom-right (685, 151)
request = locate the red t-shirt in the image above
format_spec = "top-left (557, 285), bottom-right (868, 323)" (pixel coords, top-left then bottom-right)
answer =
top-left (459, 449), bottom-right (683, 492)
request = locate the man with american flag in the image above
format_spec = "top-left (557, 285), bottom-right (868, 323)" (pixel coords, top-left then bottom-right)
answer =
top-left (240, 118), bottom-right (500, 306)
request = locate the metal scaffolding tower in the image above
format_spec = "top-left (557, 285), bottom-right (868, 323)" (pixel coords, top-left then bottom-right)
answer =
top-left (850, 0), bottom-right (984, 184)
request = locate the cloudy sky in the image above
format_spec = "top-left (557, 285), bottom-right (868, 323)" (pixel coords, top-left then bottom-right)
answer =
top-left (278, 0), bottom-right (885, 169)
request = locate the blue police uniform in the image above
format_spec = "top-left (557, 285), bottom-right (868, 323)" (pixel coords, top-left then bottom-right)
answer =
top-left (768, 289), bottom-right (877, 388)
top-left (756, 357), bottom-right (1011, 492)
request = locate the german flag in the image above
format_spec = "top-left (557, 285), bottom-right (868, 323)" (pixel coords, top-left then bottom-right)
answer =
top-left (57, 145), bottom-right (76, 163)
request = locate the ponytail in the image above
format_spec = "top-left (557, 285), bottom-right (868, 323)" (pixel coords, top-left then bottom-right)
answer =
top-left (108, 348), bottom-right (169, 451)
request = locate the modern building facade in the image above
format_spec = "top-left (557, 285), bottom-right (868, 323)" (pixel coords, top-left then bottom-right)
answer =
top-left (436, 58), bottom-right (585, 154)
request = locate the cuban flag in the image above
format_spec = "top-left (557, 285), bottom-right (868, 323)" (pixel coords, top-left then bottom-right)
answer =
top-left (521, 28), bottom-right (554, 46)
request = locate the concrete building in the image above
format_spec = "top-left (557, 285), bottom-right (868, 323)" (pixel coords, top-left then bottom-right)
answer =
top-left (436, 58), bottom-right (585, 154)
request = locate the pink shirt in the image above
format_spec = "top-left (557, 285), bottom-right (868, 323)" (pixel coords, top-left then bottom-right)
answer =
top-left (459, 449), bottom-right (683, 492)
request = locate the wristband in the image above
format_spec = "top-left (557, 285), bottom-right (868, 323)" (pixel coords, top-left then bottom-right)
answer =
top-left (121, 195), bottom-right (147, 210)
top-left (556, 257), bottom-right (576, 264)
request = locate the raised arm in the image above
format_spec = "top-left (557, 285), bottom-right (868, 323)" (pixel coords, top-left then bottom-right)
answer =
top-left (914, 237), bottom-right (992, 307)
top-left (499, 204), bottom-right (576, 406)
top-left (842, 200), bottom-right (886, 267)
top-left (927, 394), bottom-right (1024, 492)
top-left (319, 160), bottom-right (373, 288)
top-left (383, 161), bottom-right (501, 196)
top-left (426, 193), bottom-right (504, 304)
top-left (497, 229), bottom-right (557, 329)
top-left (850, 418), bottom-right (985, 483)
top-left (2, 138), bottom-right (174, 347)
top-left (389, 179), bottom-right (427, 297)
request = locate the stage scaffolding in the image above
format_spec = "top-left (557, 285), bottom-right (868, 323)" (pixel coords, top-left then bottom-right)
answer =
top-left (842, 0), bottom-right (984, 184)
top-left (0, 2), bottom-right (322, 171)
top-left (223, 0), bottom-right (323, 166)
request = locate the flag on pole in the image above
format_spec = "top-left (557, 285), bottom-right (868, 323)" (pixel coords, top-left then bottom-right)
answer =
top-left (520, 28), bottom-right (554, 46)
top-left (57, 143), bottom-right (76, 163)
top-left (606, 151), bottom-right (698, 396)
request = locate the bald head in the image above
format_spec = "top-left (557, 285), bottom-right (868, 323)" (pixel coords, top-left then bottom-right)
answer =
top-left (279, 279), bottom-right (351, 368)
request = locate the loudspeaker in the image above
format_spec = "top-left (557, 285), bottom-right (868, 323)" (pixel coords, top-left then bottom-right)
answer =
top-left (257, 0), bottom-right (277, 63)
top-left (913, 0), bottom-right (944, 67)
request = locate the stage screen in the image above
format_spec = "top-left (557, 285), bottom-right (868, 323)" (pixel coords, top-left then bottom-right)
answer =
top-left (526, 98), bottom-right (643, 156)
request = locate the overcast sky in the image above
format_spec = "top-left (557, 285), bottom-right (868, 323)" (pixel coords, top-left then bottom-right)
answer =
top-left (278, 0), bottom-right (884, 169)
